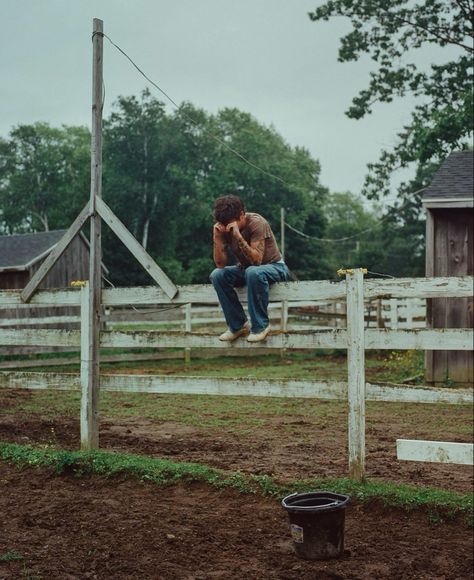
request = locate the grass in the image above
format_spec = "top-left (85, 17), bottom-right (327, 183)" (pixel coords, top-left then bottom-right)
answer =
top-left (4, 349), bottom-right (394, 378)
top-left (0, 442), bottom-right (472, 526)
top-left (2, 384), bottom-right (470, 439)
top-left (0, 550), bottom-right (23, 562)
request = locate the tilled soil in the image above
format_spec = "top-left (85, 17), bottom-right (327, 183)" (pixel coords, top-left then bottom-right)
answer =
top-left (0, 387), bottom-right (472, 493)
top-left (0, 462), bottom-right (472, 580)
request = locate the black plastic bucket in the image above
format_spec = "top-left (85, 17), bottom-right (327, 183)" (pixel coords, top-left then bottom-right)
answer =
top-left (281, 491), bottom-right (350, 560)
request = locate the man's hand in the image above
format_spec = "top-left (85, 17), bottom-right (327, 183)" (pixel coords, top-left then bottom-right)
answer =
top-left (213, 222), bottom-right (227, 238)
top-left (225, 221), bottom-right (240, 237)
top-left (213, 222), bottom-right (228, 268)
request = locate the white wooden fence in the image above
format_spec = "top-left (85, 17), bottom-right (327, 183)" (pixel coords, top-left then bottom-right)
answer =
top-left (0, 271), bottom-right (472, 480)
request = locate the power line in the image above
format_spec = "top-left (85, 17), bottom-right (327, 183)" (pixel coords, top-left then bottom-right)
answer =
top-left (99, 32), bottom-right (300, 192)
top-left (283, 186), bottom-right (427, 243)
top-left (284, 220), bottom-right (383, 243)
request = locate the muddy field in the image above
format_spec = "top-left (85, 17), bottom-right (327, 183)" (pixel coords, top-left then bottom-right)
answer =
top-left (0, 383), bottom-right (473, 579)
top-left (0, 387), bottom-right (472, 493)
top-left (0, 462), bottom-right (472, 580)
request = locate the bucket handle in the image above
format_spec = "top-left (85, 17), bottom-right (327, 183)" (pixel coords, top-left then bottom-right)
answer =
top-left (283, 493), bottom-right (343, 510)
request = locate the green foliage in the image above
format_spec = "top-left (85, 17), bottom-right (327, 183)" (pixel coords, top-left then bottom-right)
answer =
top-left (0, 551), bottom-right (23, 562)
top-left (101, 91), bottom-right (329, 283)
top-left (0, 123), bottom-right (90, 232)
top-left (309, 1), bottom-right (473, 198)
top-left (385, 350), bottom-right (425, 383)
top-left (309, 0), bottom-right (473, 275)
top-left (0, 442), bottom-right (471, 524)
top-left (1, 92), bottom-right (329, 282)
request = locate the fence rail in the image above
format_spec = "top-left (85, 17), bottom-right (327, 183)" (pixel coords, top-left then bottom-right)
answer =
top-left (1, 273), bottom-right (472, 480)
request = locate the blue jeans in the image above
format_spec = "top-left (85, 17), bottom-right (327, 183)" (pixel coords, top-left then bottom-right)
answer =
top-left (210, 263), bottom-right (290, 334)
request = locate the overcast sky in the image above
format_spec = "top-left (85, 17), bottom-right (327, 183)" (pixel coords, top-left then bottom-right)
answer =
top-left (0, 0), bottom-right (449, 198)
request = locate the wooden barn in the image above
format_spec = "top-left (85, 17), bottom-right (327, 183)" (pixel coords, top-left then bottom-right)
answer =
top-left (0, 229), bottom-right (90, 290)
top-left (423, 150), bottom-right (473, 386)
top-left (0, 230), bottom-right (101, 346)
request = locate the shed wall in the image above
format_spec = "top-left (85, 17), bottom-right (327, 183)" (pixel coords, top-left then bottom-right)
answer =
top-left (425, 208), bottom-right (473, 385)
top-left (0, 236), bottom-right (89, 353)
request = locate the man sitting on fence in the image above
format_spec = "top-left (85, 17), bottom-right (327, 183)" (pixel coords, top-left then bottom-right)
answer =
top-left (210, 194), bottom-right (289, 342)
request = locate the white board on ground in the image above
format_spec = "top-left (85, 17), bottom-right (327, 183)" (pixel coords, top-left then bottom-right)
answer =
top-left (396, 439), bottom-right (473, 465)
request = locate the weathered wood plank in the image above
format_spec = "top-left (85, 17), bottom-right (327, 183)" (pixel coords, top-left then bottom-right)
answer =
top-left (100, 280), bottom-right (347, 306)
top-left (2, 327), bottom-right (470, 352)
top-left (0, 316), bottom-right (80, 327)
top-left (99, 329), bottom-right (348, 350)
top-left (346, 269), bottom-right (366, 482)
top-left (397, 439), bottom-right (473, 465)
top-left (0, 329), bottom-right (81, 347)
top-left (2, 276), bottom-right (472, 311)
top-left (0, 372), bottom-right (80, 390)
top-left (365, 328), bottom-right (473, 350)
top-left (0, 372), bottom-right (471, 405)
top-left (366, 382), bottom-right (473, 404)
top-left (96, 197), bottom-right (178, 299)
top-left (365, 276), bottom-right (473, 299)
top-left (0, 289), bottom-right (81, 309)
top-left (20, 201), bottom-right (91, 303)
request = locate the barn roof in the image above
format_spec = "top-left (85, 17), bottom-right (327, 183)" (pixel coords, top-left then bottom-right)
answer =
top-left (423, 151), bottom-right (473, 208)
top-left (0, 230), bottom-right (68, 272)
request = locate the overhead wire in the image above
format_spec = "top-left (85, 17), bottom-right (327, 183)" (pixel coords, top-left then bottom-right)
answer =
top-left (95, 30), bottom-right (426, 280)
top-left (96, 30), bottom-right (427, 242)
top-left (283, 185), bottom-right (427, 243)
top-left (284, 221), bottom-right (383, 243)
top-left (98, 32), bottom-right (300, 192)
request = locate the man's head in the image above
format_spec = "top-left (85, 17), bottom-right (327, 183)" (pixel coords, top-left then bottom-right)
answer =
top-left (213, 195), bottom-right (246, 226)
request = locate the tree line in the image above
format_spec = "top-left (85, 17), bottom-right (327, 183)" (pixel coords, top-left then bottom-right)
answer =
top-left (1, 0), bottom-right (472, 285)
top-left (0, 91), bottom-right (426, 284)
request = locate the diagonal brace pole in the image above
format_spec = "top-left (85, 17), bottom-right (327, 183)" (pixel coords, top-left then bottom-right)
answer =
top-left (95, 196), bottom-right (178, 299)
top-left (21, 200), bottom-right (92, 303)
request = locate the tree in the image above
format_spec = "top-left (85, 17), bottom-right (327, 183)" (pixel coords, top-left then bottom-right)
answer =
top-left (0, 123), bottom-right (90, 233)
top-left (103, 94), bottom-right (330, 284)
top-left (321, 192), bottom-right (425, 277)
top-left (309, 0), bottom-right (473, 200)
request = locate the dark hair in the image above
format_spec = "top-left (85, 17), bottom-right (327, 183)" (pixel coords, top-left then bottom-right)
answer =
top-left (213, 195), bottom-right (245, 225)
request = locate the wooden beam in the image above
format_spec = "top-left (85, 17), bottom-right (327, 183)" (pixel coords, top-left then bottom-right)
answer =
top-left (365, 276), bottom-right (473, 299)
top-left (95, 196), bottom-right (178, 299)
top-left (99, 329), bottom-right (348, 350)
top-left (0, 316), bottom-right (80, 327)
top-left (366, 382), bottom-right (473, 404)
top-left (346, 269), bottom-right (366, 481)
top-left (100, 280), bottom-right (347, 306)
top-left (80, 282), bottom-right (98, 449)
top-left (2, 326), bottom-right (471, 352)
top-left (5, 276), bottom-right (473, 311)
top-left (1, 372), bottom-right (472, 405)
top-left (365, 328), bottom-right (473, 350)
top-left (397, 439), bottom-right (473, 465)
top-left (81, 17), bottom-right (104, 451)
top-left (0, 289), bottom-right (81, 309)
top-left (0, 328), bottom-right (80, 347)
top-left (20, 201), bottom-right (91, 303)
top-left (184, 303), bottom-right (192, 363)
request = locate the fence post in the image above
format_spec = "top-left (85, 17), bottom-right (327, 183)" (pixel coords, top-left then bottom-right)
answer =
top-left (346, 269), bottom-right (366, 481)
top-left (184, 303), bottom-right (192, 364)
top-left (80, 282), bottom-right (99, 449)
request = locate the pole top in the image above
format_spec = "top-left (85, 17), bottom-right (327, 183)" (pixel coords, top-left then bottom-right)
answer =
top-left (336, 268), bottom-right (368, 277)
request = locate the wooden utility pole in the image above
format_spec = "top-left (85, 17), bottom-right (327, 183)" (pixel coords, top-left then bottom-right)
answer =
top-left (280, 207), bottom-right (285, 261)
top-left (81, 18), bottom-right (104, 450)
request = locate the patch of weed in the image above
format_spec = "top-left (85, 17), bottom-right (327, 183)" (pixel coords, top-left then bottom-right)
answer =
top-left (0, 550), bottom-right (23, 562)
top-left (1, 442), bottom-right (471, 526)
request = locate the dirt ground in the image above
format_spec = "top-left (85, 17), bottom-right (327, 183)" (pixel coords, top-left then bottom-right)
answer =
top-left (0, 388), bottom-right (472, 493)
top-left (0, 462), bottom-right (472, 580)
top-left (1, 385), bottom-right (473, 579)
